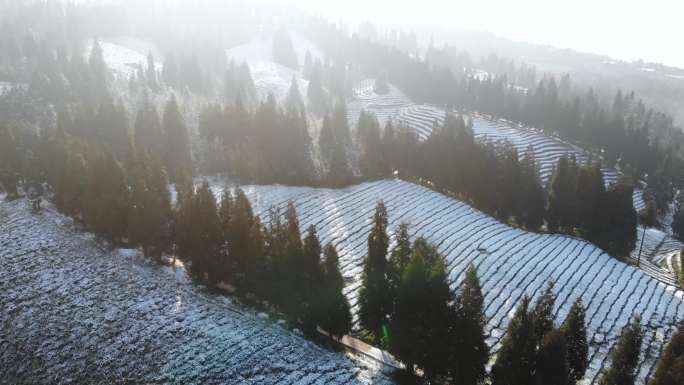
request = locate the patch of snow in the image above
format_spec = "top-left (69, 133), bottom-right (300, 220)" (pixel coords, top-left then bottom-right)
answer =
top-left (0, 197), bottom-right (393, 384)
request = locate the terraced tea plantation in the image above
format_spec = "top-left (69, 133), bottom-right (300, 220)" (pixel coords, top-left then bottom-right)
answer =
top-left (239, 179), bottom-right (684, 385)
top-left (347, 81), bottom-right (646, 211)
top-left (0, 198), bottom-right (393, 385)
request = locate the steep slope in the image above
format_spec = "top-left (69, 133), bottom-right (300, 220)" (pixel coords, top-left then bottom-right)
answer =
top-left (0, 198), bottom-right (394, 385)
top-left (235, 179), bottom-right (684, 385)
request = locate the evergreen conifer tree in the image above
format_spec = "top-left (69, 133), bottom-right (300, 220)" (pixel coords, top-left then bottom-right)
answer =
top-left (533, 281), bottom-right (557, 345)
top-left (491, 295), bottom-right (537, 385)
top-left (319, 243), bottom-right (352, 339)
top-left (536, 329), bottom-right (570, 385)
top-left (82, 149), bottom-right (129, 244)
top-left (285, 75), bottom-right (304, 113)
top-left (318, 114), bottom-right (336, 171)
top-left (563, 298), bottom-right (589, 383)
top-left (0, 124), bottom-right (20, 197)
top-left (359, 110), bottom-right (387, 179)
top-left (134, 101), bottom-right (163, 159)
top-left (649, 324), bottom-right (684, 385)
top-left (332, 101), bottom-right (350, 144)
top-left (547, 155), bottom-right (578, 232)
top-left (185, 181), bottom-right (223, 282)
top-left (390, 238), bottom-right (453, 381)
top-left (450, 264), bottom-right (489, 385)
top-left (359, 201), bottom-right (392, 340)
top-left (598, 316), bottom-right (643, 385)
top-left (162, 95), bottom-right (192, 181)
top-left (300, 225), bottom-right (324, 332)
top-left (307, 62), bottom-right (326, 115)
top-left (388, 223), bottom-right (412, 290)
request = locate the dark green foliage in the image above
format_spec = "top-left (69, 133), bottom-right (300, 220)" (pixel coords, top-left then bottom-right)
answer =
top-left (388, 223), bottom-right (412, 289)
top-left (536, 329), bottom-right (570, 385)
top-left (672, 205), bottom-right (684, 241)
top-left (326, 135), bottom-right (353, 187)
top-left (224, 61), bottom-right (258, 106)
top-left (450, 264), bottom-right (489, 385)
top-left (576, 161), bottom-right (606, 237)
top-left (318, 115), bottom-right (336, 171)
top-left (547, 155), bottom-right (578, 232)
top-left (532, 282), bottom-right (557, 346)
top-left (359, 201), bottom-right (392, 340)
top-left (226, 188), bottom-right (264, 292)
top-left (163, 95), bottom-right (192, 181)
top-left (359, 110), bottom-right (389, 179)
top-left (176, 181), bottom-right (223, 282)
top-left (0, 124), bottom-right (20, 197)
top-left (517, 147), bottom-right (546, 231)
top-left (127, 151), bottom-right (171, 261)
top-left (332, 101), bottom-right (350, 144)
top-left (563, 298), bottom-right (589, 383)
top-left (82, 150), bottom-right (129, 244)
top-left (95, 98), bottom-right (130, 161)
top-left (638, 199), bottom-right (657, 228)
top-left (318, 243), bottom-right (352, 338)
top-left (285, 75), bottom-right (305, 113)
top-left (491, 296), bottom-right (537, 385)
top-left (390, 238), bottom-right (453, 381)
top-left (197, 95), bottom-right (314, 185)
top-left (599, 316), bottom-right (643, 385)
top-left (134, 101), bottom-right (163, 159)
top-left (53, 142), bottom-right (88, 216)
top-left (88, 39), bottom-right (109, 99)
top-left (299, 225), bottom-right (324, 332)
top-left (272, 29), bottom-right (298, 69)
top-left (649, 324), bottom-right (684, 385)
top-left (307, 62), bottom-right (327, 115)
top-left (601, 176), bottom-right (637, 257)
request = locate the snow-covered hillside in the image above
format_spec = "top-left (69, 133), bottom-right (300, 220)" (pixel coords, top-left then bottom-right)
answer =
top-left (233, 179), bottom-right (684, 385)
top-left (86, 37), bottom-right (162, 82)
top-left (0, 198), bottom-right (394, 384)
top-left (225, 33), bottom-right (319, 103)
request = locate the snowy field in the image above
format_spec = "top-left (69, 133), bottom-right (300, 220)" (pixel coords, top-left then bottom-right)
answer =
top-left (347, 79), bottom-right (412, 129)
top-left (0, 81), bottom-right (27, 94)
top-left (225, 33), bottom-right (319, 103)
top-left (231, 179), bottom-right (684, 385)
top-left (85, 38), bottom-right (162, 82)
top-left (0, 198), bottom-right (394, 384)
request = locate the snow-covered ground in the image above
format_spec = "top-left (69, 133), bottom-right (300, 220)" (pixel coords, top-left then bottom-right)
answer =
top-left (347, 79), bottom-right (413, 129)
top-left (225, 33), bottom-right (319, 103)
top-left (0, 197), bottom-right (394, 384)
top-left (85, 37), bottom-right (162, 83)
top-left (0, 81), bottom-right (27, 94)
top-left (225, 179), bottom-right (684, 385)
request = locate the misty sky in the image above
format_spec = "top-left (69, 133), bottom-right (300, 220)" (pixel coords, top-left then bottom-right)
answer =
top-left (291, 0), bottom-right (683, 68)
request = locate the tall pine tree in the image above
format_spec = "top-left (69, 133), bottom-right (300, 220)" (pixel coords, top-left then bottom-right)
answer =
top-left (563, 298), bottom-right (589, 383)
top-left (649, 324), bottom-right (684, 385)
top-left (599, 316), bottom-right (643, 385)
top-left (450, 264), bottom-right (489, 385)
top-left (491, 295), bottom-right (537, 385)
top-left (163, 95), bottom-right (192, 182)
top-left (359, 201), bottom-right (392, 340)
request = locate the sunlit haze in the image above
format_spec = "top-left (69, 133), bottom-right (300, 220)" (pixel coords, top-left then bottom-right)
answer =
top-left (292, 0), bottom-right (683, 67)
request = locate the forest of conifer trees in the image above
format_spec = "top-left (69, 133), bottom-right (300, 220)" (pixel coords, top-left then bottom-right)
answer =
top-left (1, 1), bottom-right (684, 384)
